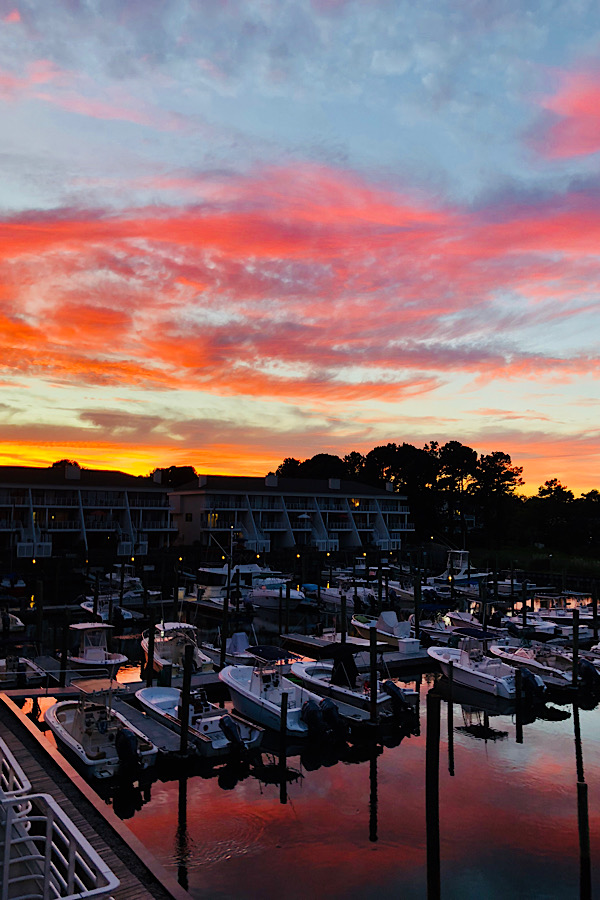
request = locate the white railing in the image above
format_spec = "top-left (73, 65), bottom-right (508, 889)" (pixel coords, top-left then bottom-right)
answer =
top-left (0, 792), bottom-right (119, 899)
top-left (0, 737), bottom-right (31, 801)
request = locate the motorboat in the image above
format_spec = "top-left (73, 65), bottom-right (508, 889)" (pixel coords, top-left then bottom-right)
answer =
top-left (290, 653), bottom-right (416, 715)
top-left (135, 685), bottom-right (263, 758)
top-left (430, 549), bottom-right (489, 587)
top-left (199, 630), bottom-right (259, 668)
top-left (489, 642), bottom-right (576, 690)
top-left (141, 621), bottom-right (213, 674)
top-left (219, 664), bottom-right (360, 736)
top-left (80, 598), bottom-right (143, 623)
top-left (351, 610), bottom-right (413, 647)
top-left (68, 623), bottom-right (128, 680)
top-left (428, 638), bottom-right (546, 699)
top-left (194, 563), bottom-right (291, 604)
top-left (0, 611), bottom-right (25, 633)
top-left (502, 612), bottom-right (592, 644)
top-left (245, 582), bottom-right (307, 610)
top-left (44, 679), bottom-right (158, 778)
top-left (0, 655), bottom-right (45, 688)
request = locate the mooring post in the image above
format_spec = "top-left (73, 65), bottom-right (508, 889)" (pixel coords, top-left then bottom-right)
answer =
top-left (447, 660), bottom-right (455, 776)
top-left (369, 626), bottom-right (378, 723)
top-left (179, 643), bottom-right (194, 757)
top-left (572, 608), bottom-right (580, 690)
top-left (278, 584), bottom-right (283, 638)
top-left (279, 691), bottom-right (288, 805)
top-left (35, 579), bottom-right (44, 649)
top-left (146, 610), bottom-right (155, 687)
top-left (59, 612), bottom-right (69, 687)
top-left (592, 584), bottom-right (598, 644)
top-left (93, 572), bottom-right (99, 619)
top-left (515, 667), bottom-right (523, 744)
top-left (426, 691), bottom-right (441, 900)
top-left (341, 591), bottom-right (347, 645)
top-left (219, 594), bottom-right (229, 671)
top-left (413, 575), bottom-right (421, 638)
top-left (285, 582), bottom-right (290, 635)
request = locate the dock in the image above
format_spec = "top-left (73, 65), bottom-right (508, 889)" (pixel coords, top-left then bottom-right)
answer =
top-left (0, 693), bottom-right (191, 899)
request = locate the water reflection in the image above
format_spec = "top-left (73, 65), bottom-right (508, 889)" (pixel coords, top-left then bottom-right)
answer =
top-left (23, 670), bottom-right (600, 899)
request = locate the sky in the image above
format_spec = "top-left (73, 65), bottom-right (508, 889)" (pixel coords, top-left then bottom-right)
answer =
top-left (2, 1), bottom-right (600, 496)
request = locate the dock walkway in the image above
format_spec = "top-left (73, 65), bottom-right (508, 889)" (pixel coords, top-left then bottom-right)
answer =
top-left (0, 694), bottom-right (191, 900)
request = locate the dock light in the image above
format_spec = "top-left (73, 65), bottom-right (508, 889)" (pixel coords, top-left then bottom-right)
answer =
top-left (221, 555), bottom-right (225, 561)
top-left (296, 553), bottom-right (300, 559)
top-left (363, 552), bottom-right (366, 557)
top-left (32, 558), bottom-right (36, 564)
top-left (326, 552), bottom-right (330, 557)
top-left (256, 554), bottom-right (260, 560)
top-left (131, 556), bottom-right (135, 563)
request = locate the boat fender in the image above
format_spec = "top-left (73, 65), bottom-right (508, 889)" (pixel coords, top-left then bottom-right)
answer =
top-left (382, 680), bottom-right (412, 715)
top-left (578, 658), bottom-right (600, 690)
top-left (115, 727), bottom-right (139, 764)
top-left (218, 714), bottom-right (244, 748)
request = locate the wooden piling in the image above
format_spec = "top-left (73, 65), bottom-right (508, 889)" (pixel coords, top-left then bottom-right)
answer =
top-left (425, 692), bottom-right (441, 900)
top-left (572, 608), bottom-right (580, 690)
top-left (369, 626), bottom-right (378, 723)
top-left (145, 610), bottom-right (155, 688)
top-left (341, 592), bottom-right (347, 645)
top-left (279, 691), bottom-right (288, 806)
top-left (178, 643), bottom-right (194, 757)
top-left (515, 667), bottom-right (523, 744)
top-left (592, 584), bottom-right (598, 644)
top-left (447, 661), bottom-right (455, 776)
top-left (59, 612), bottom-right (69, 687)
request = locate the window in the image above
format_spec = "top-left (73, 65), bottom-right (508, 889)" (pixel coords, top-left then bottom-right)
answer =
top-left (185, 513), bottom-right (193, 522)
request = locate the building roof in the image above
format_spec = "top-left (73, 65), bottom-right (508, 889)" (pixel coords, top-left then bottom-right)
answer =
top-left (172, 473), bottom-right (406, 498)
top-left (0, 465), bottom-right (165, 490)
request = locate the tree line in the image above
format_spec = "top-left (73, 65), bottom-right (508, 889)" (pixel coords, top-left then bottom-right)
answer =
top-left (273, 443), bottom-right (600, 557)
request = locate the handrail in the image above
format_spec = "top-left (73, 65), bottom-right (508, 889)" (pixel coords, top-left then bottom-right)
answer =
top-left (0, 792), bottom-right (120, 899)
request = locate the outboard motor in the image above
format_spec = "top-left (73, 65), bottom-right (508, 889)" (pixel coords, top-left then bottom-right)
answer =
top-left (578, 658), bottom-right (600, 691)
top-left (520, 667), bottom-right (545, 700)
top-left (219, 714), bottom-right (245, 750)
top-left (320, 697), bottom-right (343, 733)
top-left (301, 698), bottom-right (327, 737)
top-left (115, 727), bottom-right (139, 767)
top-left (382, 680), bottom-right (412, 716)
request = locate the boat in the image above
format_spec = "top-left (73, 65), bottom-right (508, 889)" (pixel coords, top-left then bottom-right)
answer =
top-left (430, 549), bottom-right (489, 587)
top-left (44, 678), bottom-right (158, 778)
top-left (68, 623), bottom-right (128, 680)
top-left (290, 650), bottom-right (416, 714)
top-left (490, 642), bottom-right (600, 691)
top-left (1, 610), bottom-right (25, 633)
top-left (501, 612), bottom-right (592, 644)
top-left (219, 663), bottom-right (361, 736)
top-left (141, 621), bottom-right (213, 674)
top-left (80, 598), bottom-right (143, 623)
top-left (351, 610), bottom-right (413, 647)
top-left (199, 630), bottom-right (259, 668)
top-left (135, 685), bottom-right (264, 758)
top-left (245, 582), bottom-right (307, 610)
top-left (0, 655), bottom-right (45, 688)
top-left (194, 563), bottom-right (291, 604)
top-left (428, 638), bottom-right (546, 699)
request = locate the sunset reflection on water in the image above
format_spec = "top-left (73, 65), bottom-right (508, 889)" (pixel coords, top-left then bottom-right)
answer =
top-left (89, 673), bottom-right (600, 900)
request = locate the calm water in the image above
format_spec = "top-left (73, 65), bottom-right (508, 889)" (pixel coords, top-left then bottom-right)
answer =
top-left (29, 668), bottom-right (600, 899)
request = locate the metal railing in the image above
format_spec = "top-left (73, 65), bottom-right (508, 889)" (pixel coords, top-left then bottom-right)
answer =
top-left (0, 792), bottom-right (120, 899)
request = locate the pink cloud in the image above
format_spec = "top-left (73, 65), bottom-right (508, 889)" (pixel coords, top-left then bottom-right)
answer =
top-left (534, 69), bottom-right (600, 158)
top-left (4, 9), bottom-right (20, 23)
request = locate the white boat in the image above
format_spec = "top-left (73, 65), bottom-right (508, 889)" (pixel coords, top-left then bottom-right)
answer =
top-left (44, 680), bottom-right (158, 778)
top-left (68, 623), bottom-right (128, 680)
top-left (141, 621), bottom-right (213, 674)
top-left (290, 659), bottom-right (416, 714)
top-left (0, 655), bottom-right (45, 688)
top-left (1, 611), bottom-right (25, 633)
top-left (430, 549), bottom-right (489, 587)
top-left (199, 631), bottom-right (258, 668)
top-left (194, 563), bottom-right (290, 603)
top-left (219, 664), bottom-right (357, 736)
top-left (428, 639), bottom-right (546, 699)
top-left (351, 610), bottom-right (412, 647)
top-left (502, 612), bottom-right (591, 644)
top-left (489, 642), bottom-right (575, 689)
top-left (80, 598), bottom-right (142, 623)
top-left (245, 582), bottom-right (306, 610)
top-left (135, 685), bottom-right (263, 758)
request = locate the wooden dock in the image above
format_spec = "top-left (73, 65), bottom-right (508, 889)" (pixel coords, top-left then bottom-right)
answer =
top-left (0, 694), bottom-right (191, 900)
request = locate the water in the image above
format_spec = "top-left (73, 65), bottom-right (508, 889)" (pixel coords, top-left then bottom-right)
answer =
top-left (31, 672), bottom-right (600, 899)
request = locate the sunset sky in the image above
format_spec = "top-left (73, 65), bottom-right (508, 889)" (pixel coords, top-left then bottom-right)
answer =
top-left (2, 1), bottom-right (600, 495)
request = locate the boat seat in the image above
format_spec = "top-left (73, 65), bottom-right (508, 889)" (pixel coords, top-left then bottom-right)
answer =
top-left (84, 647), bottom-right (106, 662)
